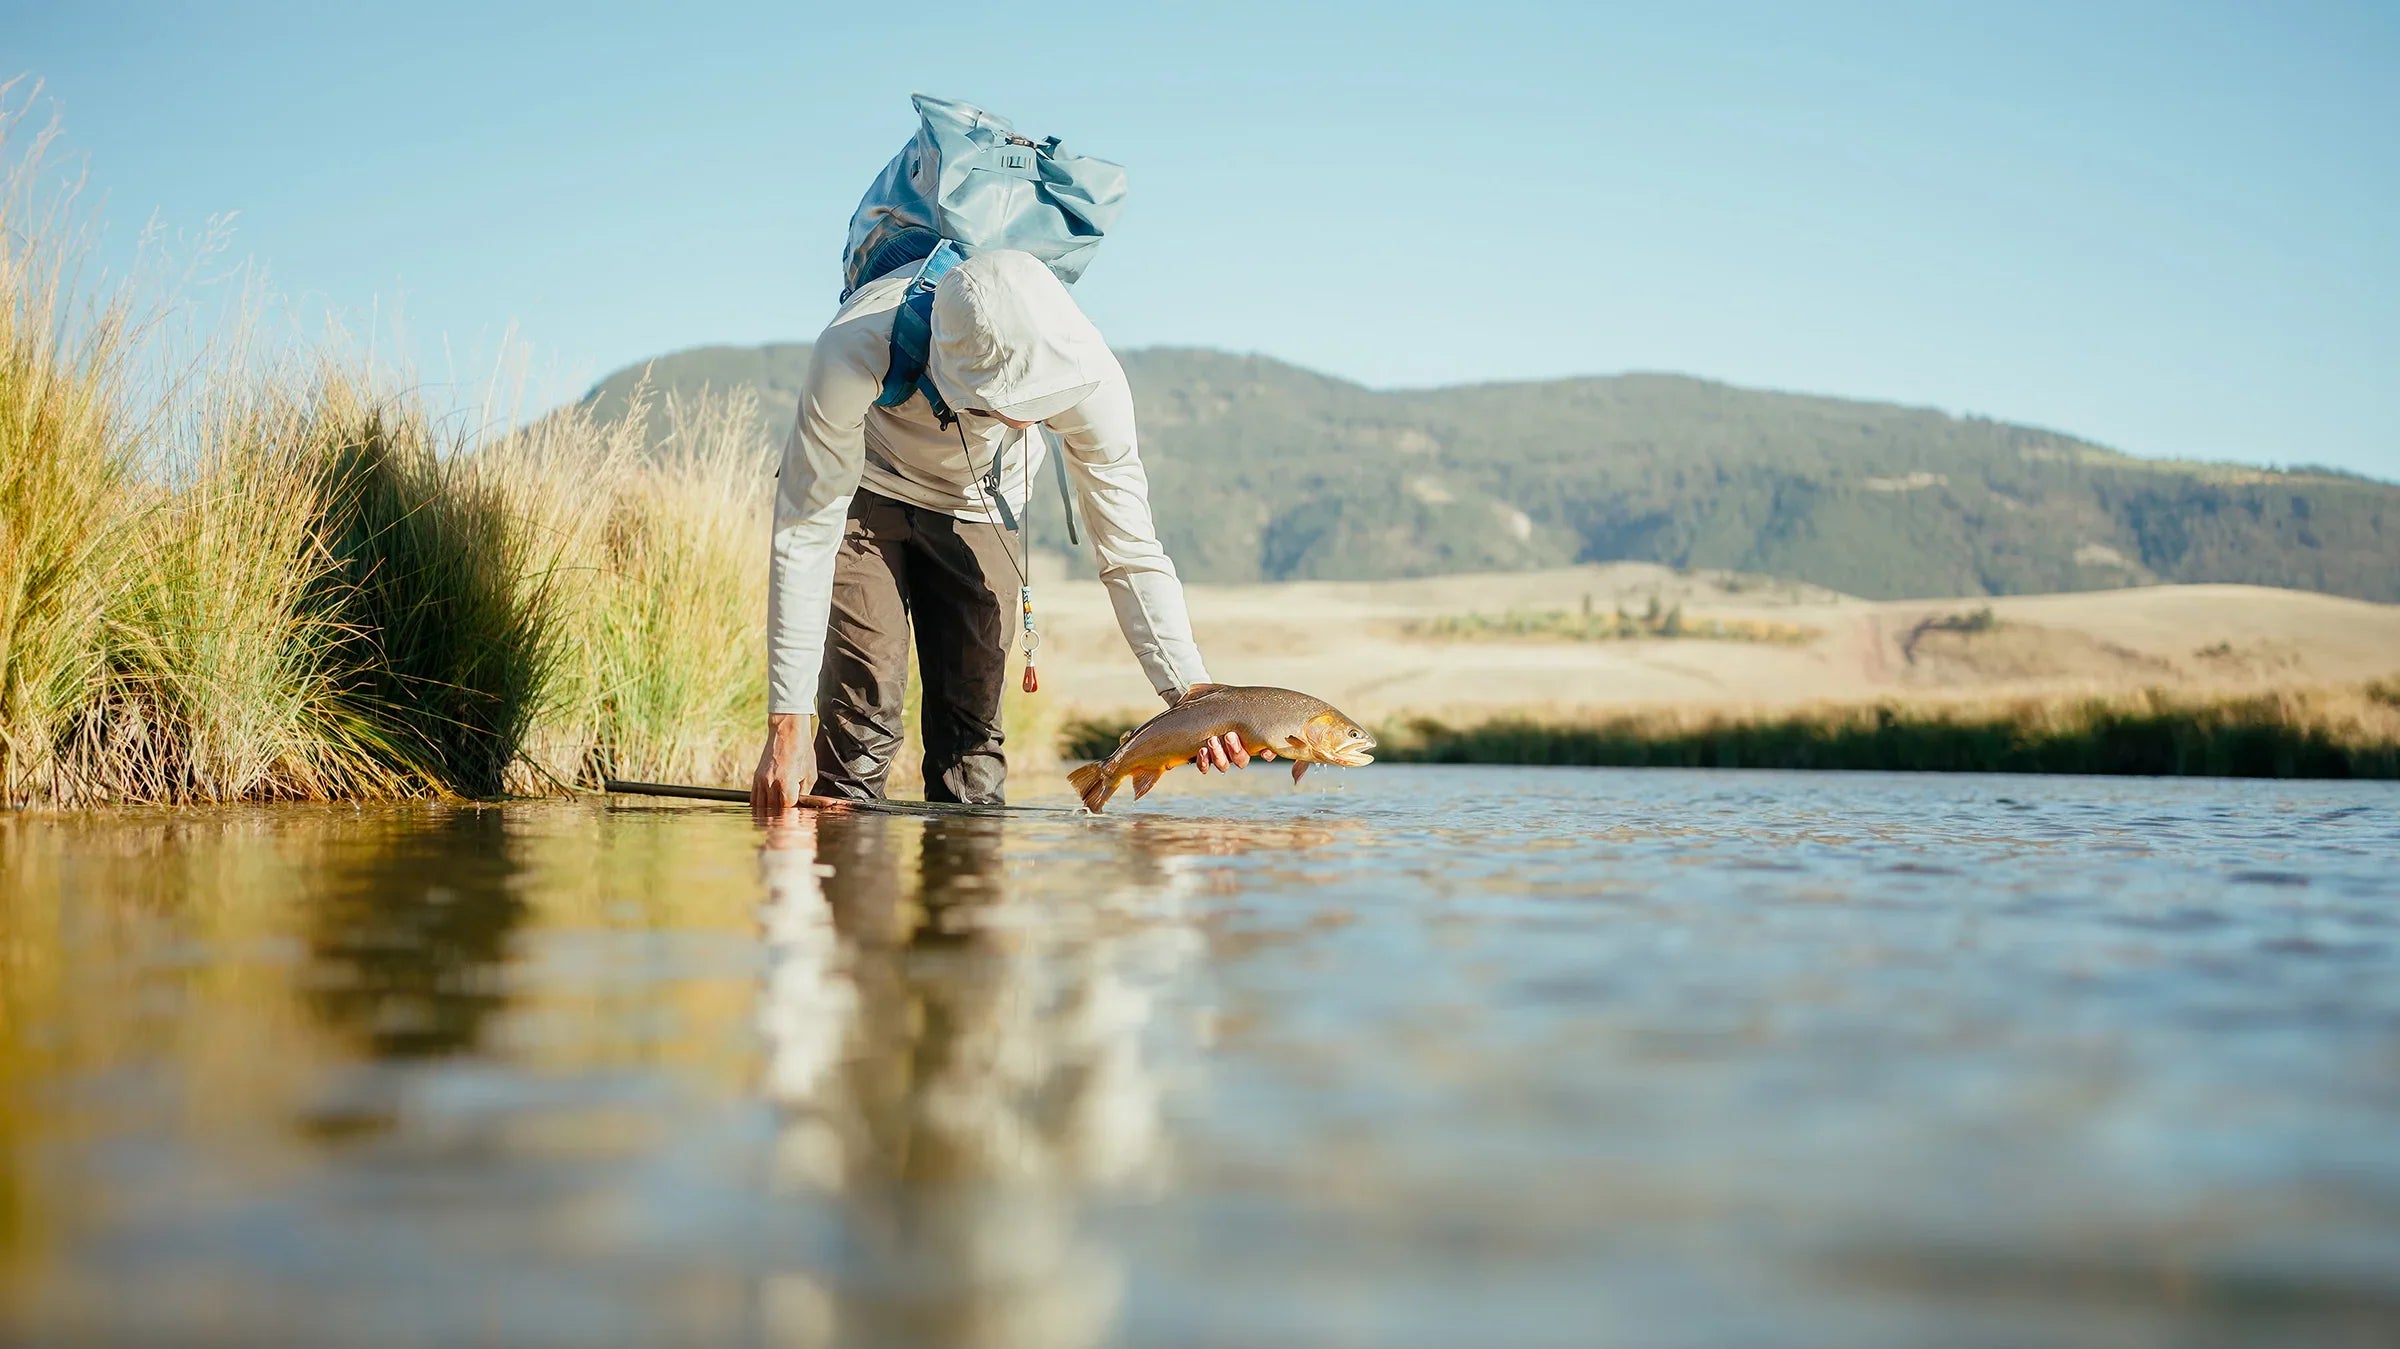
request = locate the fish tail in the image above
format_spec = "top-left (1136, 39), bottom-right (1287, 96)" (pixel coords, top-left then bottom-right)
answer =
top-left (1067, 760), bottom-right (1117, 814)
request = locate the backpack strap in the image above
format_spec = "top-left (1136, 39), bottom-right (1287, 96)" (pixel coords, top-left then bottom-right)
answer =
top-left (876, 240), bottom-right (966, 425)
top-left (1046, 426), bottom-right (1080, 546)
top-left (878, 239), bottom-right (1083, 549)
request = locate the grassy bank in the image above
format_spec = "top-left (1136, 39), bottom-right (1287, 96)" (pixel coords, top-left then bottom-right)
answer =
top-left (3, 103), bottom-right (510, 802)
top-left (1, 102), bottom-right (624, 807)
top-left (0, 99), bottom-right (1070, 807)
top-left (1060, 681), bottom-right (2400, 779)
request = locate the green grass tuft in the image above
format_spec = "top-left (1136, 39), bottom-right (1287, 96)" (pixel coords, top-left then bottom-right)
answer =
top-left (0, 96), bottom-right (141, 803)
top-left (306, 394), bottom-right (561, 797)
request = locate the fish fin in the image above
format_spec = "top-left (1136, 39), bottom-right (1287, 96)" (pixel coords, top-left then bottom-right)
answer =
top-left (1130, 766), bottom-right (1165, 800)
top-left (1067, 761), bottom-right (1117, 814)
top-left (1177, 682), bottom-right (1230, 701)
top-left (1291, 760), bottom-right (1311, 784)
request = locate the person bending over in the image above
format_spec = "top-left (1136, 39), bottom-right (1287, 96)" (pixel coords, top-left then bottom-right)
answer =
top-left (752, 250), bottom-right (1258, 813)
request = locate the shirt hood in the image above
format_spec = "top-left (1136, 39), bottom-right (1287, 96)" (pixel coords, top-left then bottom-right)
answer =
top-left (928, 250), bottom-right (1108, 423)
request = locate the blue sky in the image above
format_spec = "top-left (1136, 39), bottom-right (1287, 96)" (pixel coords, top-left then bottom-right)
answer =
top-left (9, 1), bottom-right (2396, 477)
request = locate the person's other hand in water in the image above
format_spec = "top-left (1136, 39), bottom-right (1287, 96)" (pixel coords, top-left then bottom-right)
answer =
top-left (751, 711), bottom-right (817, 820)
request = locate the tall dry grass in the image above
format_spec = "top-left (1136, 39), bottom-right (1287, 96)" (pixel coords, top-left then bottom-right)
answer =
top-left (0, 91), bottom-right (788, 806)
top-left (497, 384), bottom-right (1067, 793)
top-left (307, 387), bottom-right (568, 798)
top-left (0, 352), bottom-right (776, 804)
top-left (504, 386), bottom-right (771, 792)
top-left (16, 357), bottom-right (597, 805)
top-left (0, 101), bottom-right (143, 803)
top-left (66, 379), bottom-right (402, 801)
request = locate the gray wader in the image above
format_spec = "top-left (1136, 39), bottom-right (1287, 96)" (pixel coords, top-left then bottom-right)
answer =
top-left (813, 489), bottom-right (1016, 805)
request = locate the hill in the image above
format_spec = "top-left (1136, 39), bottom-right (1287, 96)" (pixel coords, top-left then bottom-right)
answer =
top-left (581, 345), bottom-right (2400, 602)
top-left (1019, 561), bottom-right (2400, 717)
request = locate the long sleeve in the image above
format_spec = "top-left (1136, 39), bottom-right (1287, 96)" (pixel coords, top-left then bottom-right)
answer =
top-left (1043, 364), bottom-right (1212, 700)
top-left (767, 334), bottom-right (879, 715)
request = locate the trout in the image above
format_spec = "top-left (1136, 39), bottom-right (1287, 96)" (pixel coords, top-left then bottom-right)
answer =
top-left (1066, 684), bottom-right (1376, 813)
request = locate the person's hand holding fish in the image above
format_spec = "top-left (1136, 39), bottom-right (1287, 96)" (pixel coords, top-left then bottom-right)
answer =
top-left (1180, 684), bottom-right (1274, 777)
top-left (1068, 684), bottom-right (1377, 813)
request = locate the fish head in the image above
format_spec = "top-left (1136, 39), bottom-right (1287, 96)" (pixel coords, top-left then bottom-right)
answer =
top-left (1300, 710), bottom-right (1376, 767)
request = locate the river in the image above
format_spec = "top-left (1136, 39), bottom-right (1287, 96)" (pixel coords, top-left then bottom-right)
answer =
top-left (4, 767), bottom-right (2396, 1346)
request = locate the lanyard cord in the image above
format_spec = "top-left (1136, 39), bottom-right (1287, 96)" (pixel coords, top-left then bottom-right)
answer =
top-left (955, 418), bottom-right (1030, 588)
top-left (955, 418), bottom-right (1043, 691)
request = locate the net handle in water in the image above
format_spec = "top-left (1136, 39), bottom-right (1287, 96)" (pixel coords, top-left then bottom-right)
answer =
top-left (603, 779), bottom-right (748, 803)
top-left (600, 779), bottom-right (1068, 819)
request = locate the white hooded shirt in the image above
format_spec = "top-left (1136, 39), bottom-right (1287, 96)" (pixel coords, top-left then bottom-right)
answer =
top-left (768, 250), bottom-right (1211, 715)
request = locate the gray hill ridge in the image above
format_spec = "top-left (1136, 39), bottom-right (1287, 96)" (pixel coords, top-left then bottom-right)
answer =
top-left (582, 344), bottom-right (2399, 603)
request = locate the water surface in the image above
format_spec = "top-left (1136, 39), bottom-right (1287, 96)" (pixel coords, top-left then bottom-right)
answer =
top-left (4, 768), bottom-right (2398, 1347)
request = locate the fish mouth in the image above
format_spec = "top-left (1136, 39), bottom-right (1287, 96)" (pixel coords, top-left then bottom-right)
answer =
top-left (1328, 736), bottom-right (1377, 768)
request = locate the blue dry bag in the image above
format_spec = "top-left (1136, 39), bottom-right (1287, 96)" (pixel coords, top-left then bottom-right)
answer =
top-left (847, 94), bottom-right (1125, 429)
top-left (843, 93), bottom-right (1126, 299)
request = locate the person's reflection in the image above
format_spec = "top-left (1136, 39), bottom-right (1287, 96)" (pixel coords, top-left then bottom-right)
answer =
top-left (753, 809), bottom-right (1196, 1349)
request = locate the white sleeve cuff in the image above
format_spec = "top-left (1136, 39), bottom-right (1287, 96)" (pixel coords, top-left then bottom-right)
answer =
top-left (1104, 567), bottom-right (1209, 698)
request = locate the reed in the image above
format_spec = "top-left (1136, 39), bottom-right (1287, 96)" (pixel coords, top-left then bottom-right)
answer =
top-left (505, 387), bottom-right (770, 792)
top-left (0, 89), bottom-right (799, 805)
top-left (70, 379), bottom-right (404, 802)
top-left (305, 384), bottom-right (568, 797)
top-left (19, 361), bottom-right (582, 804)
top-left (0, 99), bottom-right (142, 803)
top-left (0, 92), bottom-right (432, 806)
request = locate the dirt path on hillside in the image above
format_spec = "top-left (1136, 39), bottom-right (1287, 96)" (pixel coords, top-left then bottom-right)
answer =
top-left (1856, 612), bottom-right (1893, 686)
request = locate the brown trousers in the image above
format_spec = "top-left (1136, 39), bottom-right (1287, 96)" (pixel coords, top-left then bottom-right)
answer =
top-left (813, 490), bottom-right (1017, 805)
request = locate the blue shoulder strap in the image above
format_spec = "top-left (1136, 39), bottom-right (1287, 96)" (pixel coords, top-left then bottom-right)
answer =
top-left (874, 238), bottom-right (1081, 541)
top-left (876, 240), bottom-right (965, 425)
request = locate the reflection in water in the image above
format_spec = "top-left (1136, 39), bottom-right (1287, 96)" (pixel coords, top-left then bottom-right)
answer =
top-left (754, 811), bottom-right (1201, 1348)
top-left (303, 809), bottom-right (527, 1061)
top-left (4, 773), bottom-right (2398, 1347)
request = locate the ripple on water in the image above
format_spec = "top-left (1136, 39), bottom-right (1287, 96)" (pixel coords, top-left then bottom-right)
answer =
top-left (2, 768), bottom-right (2397, 1347)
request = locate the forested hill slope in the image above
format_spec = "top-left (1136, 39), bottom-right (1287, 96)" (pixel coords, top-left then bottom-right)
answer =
top-left (581, 344), bottom-right (2400, 602)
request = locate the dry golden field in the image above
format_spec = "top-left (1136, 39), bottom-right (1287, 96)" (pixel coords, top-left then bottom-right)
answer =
top-left (1026, 559), bottom-right (2400, 725)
